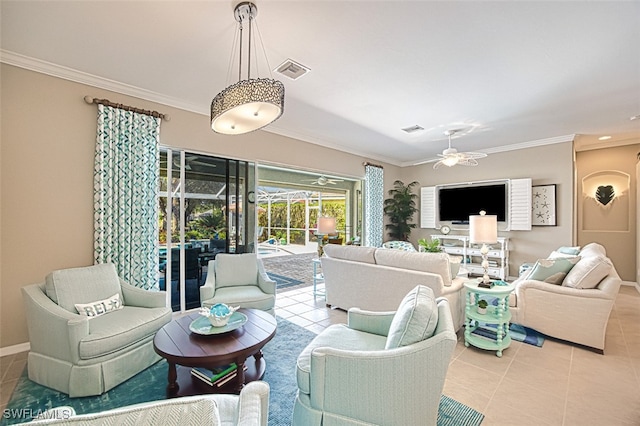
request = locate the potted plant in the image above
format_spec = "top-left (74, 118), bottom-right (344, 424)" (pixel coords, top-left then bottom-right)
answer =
top-left (383, 180), bottom-right (419, 241)
top-left (418, 238), bottom-right (442, 253)
top-left (477, 299), bottom-right (488, 315)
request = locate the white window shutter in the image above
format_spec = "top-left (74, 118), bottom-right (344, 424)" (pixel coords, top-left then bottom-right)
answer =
top-left (509, 178), bottom-right (532, 230)
top-left (420, 186), bottom-right (436, 228)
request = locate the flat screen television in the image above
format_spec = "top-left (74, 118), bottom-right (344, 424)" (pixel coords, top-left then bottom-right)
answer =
top-left (438, 182), bottom-right (507, 224)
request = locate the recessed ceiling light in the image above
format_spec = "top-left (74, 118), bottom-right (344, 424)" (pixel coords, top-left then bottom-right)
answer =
top-left (598, 135), bottom-right (612, 141)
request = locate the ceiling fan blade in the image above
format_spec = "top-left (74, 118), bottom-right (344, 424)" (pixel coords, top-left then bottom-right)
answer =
top-left (457, 158), bottom-right (480, 166)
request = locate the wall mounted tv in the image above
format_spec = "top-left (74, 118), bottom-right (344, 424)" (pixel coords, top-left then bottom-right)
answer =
top-left (437, 182), bottom-right (508, 224)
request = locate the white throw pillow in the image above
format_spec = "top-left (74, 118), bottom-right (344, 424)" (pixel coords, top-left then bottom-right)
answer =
top-left (75, 293), bottom-right (124, 317)
top-left (563, 255), bottom-right (612, 289)
top-left (385, 285), bottom-right (438, 349)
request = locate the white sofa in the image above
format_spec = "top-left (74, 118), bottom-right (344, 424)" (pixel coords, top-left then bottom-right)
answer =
top-left (509, 243), bottom-right (622, 352)
top-left (321, 245), bottom-right (466, 330)
top-left (30, 381), bottom-right (270, 426)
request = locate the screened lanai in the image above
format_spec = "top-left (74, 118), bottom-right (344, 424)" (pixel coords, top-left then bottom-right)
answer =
top-left (256, 165), bottom-right (363, 255)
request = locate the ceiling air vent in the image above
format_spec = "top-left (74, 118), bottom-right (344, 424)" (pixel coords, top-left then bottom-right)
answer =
top-left (275, 59), bottom-right (310, 80)
top-left (401, 125), bottom-right (424, 134)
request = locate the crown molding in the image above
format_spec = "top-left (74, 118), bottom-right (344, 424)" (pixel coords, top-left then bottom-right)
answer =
top-left (402, 134), bottom-right (576, 167)
top-left (1, 50), bottom-right (577, 169)
top-left (0, 50), bottom-right (207, 116)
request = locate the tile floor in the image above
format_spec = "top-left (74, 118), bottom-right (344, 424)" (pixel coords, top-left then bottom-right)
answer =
top-left (2, 283), bottom-right (640, 425)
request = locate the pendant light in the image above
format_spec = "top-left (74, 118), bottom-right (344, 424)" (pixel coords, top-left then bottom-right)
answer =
top-left (211, 2), bottom-right (285, 135)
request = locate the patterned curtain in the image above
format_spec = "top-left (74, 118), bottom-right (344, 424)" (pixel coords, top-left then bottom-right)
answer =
top-left (364, 163), bottom-right (384, 247)
top-left (94, 105), bottom-right (160, 289)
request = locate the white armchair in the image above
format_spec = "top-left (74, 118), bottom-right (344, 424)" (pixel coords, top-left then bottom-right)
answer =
top-left (200, 253), bottom-right (276, 315)
top-left (292, 286), bottom-right (457, 426)
top-left (21, 263), bottom-right (172, 397)
top-left (31, 381), bottom-right (270, 426)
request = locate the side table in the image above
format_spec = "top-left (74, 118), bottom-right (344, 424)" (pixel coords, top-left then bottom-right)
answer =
top-left (463, 280), bottom-right (515, 357)
top-left (312, 258), bottom-right (325, 298)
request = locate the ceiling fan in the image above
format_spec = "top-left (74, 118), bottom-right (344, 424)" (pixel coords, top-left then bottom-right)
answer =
top-left (433, 130), bottom-right (487, 170)
top-left (302, 175), bottom-right (344, 186)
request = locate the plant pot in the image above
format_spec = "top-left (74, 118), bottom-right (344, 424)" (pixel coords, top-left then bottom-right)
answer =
top-left (477, 306), bottom-right (487, 315)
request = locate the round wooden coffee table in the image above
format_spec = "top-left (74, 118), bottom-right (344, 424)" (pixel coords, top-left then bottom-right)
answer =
top-left (153, 308), bottom-right (277, 397)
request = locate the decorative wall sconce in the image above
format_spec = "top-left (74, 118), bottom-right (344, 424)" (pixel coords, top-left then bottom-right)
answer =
top-left (595, 185), bottom-right (615, 206)
top-left (582, 171), bottom-right (629, 209)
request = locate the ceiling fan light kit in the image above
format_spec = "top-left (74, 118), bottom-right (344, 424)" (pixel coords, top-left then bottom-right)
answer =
top-left (433, 129), bottom-right (487, 170)
top-left (303, 175), bottom-right (344, 186)
top-left (211, 2), bottom-right (285, 135)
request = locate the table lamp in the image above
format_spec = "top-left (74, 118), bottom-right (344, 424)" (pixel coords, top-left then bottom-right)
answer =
top-left (469, 210), bottom-right (498, 287)
top-left (316, 216), bottom-right (336, 257)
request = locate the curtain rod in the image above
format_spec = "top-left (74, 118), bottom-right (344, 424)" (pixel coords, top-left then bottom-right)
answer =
top-left (363, 161), bottom-right (383, 169)
top-left (84, 96), bottom-right (171, 121)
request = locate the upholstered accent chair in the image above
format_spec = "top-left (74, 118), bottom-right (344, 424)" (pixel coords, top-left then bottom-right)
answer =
top-left (381, 240), bottom-right (417, 251)
top-left (31, 381), bottom-right (270, 426)
top-left (292, 285), bottom-right (457, 426)
top-left (21, 263), bottom-right (172, 397)
top-left (200, 253), bottom-right (276, 316)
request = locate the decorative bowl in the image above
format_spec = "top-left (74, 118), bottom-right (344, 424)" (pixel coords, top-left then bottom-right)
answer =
top-left (199, 303), bottom-right (240, 327)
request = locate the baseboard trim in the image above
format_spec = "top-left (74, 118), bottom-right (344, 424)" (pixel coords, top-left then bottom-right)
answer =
top-left (0, 342), bottom-right (30, 357)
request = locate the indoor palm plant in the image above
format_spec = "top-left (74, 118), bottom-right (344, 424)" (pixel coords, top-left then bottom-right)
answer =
top-left (383, 180), bottom-right (419, 241)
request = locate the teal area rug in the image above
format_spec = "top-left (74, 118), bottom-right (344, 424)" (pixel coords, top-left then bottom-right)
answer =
top-left (266, 273), bottom-right (304, 289)
top-left (3, 317), bottom-right (483, 425)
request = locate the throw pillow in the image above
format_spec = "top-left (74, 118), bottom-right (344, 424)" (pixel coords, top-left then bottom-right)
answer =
top-left (557, 246), bottom-right (581, 255)
top-left (385, 285), bottom-right (438, 349)
top-left (527, 257), bottom-right (581, 285)
top-left (75, 293), bottom-right (124, 317)
top-left (563, 255), bottom-right (612, 289)
top-left (548, 250), bottom-right (580, 259)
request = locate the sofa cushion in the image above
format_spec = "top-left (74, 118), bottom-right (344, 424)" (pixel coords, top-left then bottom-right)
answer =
top-left (45, 263), bottom-right (123, 313)
top-left (202, 286), bottom-right (275, 311)
top-left (385, 285), bottom-right (438, 349)
top-left (79, 306), bottom-right (171, 360)
top-left (323, 245), bottom-right (377, 263)
top-left (75, 293), bottom-right (124, 317)
top-left (527, 257), bottom-right (581, 285)
top-left (563, 255), bottom-right (613, 289)
top-left (296, 324), bottom-right (386, 395)
top-left (374, 250), bottom-right (452, 284)
top-left (215, 254), bottom-right (258, 289)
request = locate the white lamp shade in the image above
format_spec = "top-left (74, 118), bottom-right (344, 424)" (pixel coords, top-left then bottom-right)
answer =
top-left (469, 214), bottom-right (498, 244)
top-left (318, 216), bottom-right (337, 234)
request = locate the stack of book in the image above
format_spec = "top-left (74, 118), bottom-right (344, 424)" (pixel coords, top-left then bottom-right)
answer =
top-left (191, 363), bottom-right (247, 387)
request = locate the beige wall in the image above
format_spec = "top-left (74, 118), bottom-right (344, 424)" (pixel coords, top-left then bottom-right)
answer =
top-left (576, 143), bottom-right (640, 281)
top-left (399, 142), bottom-right (576, 276)
top-left (0, 64), bottom-right (400, 348)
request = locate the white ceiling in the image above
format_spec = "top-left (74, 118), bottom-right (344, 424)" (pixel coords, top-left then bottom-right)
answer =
top-left (2, 1), bottom-right (639, 166)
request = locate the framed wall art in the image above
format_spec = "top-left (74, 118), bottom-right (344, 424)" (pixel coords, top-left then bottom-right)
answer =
top-left (532, 184), bottom-right (557, 226)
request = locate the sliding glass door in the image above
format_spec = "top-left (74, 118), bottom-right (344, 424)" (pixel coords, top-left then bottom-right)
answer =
top-left (159, 149), bottom-right (256, 311)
